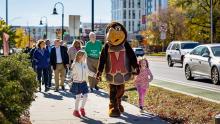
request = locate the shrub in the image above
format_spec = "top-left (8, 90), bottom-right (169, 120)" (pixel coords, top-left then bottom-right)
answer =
top-left (0, 53), bottom-right (38, 123)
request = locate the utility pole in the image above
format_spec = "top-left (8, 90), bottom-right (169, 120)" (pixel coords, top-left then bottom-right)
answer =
top-left (6, 0), bottom-right (8, 24)
top-left (210, 0), bottom-right (213, 43)
top-left (91, 0), bottom-right (94, 32)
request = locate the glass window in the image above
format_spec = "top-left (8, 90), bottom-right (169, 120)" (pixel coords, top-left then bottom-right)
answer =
top-left (123, 10), bottom-right (126, 19)
top-left (132, 21), bottom-right (134, 32)
top-left (167, 43), bottom-right (172, 50)
top-left (211, 46), bottom-right (220, 57)
top-left (176, 44), bottom-right (180, 50)
top-left (171, 43), bottom-right (177, 50)
top-left (123, 0), bottom-right (126, 8)
top-left (190, 46), bottom-right (204, 56)
top-left (129, 21), bottom-right (131, 31)
top-left (129, 0), bottom-right (131, 8)
top-left (132, 10), bottom-right (135, 19)
top-left (181, 43), bottom-right (199, 49)
top-left (132, 0), bottom-right (134, 8)
top-left (129, 10), bottom-right (131, 19)
top-left (123, 21), bottom-right (126, 27)
top-left (201, 47), bottom-right (210, 56)
top-left (138, 0), bottom-right (141, 8)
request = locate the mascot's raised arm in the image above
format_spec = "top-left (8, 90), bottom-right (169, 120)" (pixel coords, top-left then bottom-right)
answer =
top-left (96, 22), bottom-right (139, 117)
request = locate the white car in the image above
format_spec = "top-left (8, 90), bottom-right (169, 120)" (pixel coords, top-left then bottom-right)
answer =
top-left (166, 41), bottom-right (199, 67)
top-left (184, 44), bottom-right (220, 85)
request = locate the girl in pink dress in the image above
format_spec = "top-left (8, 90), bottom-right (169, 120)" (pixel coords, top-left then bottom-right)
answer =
top-left (134, 59), bottom-right (153, 112)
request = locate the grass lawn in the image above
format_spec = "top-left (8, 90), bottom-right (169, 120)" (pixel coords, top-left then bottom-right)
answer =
top-left (98, 81), bottom-right (220, 124)
top-left (148, 52), bottom-right (166, 56)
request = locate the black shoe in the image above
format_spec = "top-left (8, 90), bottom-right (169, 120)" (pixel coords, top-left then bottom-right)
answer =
top-left (45, 88), bottom-right (49, 92)
top-left (54, 88), bottom-right (59, 92)
top-left (61, 86), bottom-right (65, 90)
top-left (90, 88), bottom-right (94, 92)
top-left (95, 85), bottom-right (99, 91)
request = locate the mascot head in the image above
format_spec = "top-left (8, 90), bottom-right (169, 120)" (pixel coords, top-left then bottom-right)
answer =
top-left (106, 22), bottom-right (127, 46)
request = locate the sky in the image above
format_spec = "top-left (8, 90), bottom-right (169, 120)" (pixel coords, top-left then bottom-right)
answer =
top-left (0, 0), bottom-right (111, 26)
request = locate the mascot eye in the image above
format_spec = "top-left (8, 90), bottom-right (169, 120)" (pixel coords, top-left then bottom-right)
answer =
top-left (115, 26), bottom-right (121, 31)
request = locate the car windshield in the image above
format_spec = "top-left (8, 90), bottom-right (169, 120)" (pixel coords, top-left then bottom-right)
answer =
top-left (211, 46), bottom-right (220, 57)
top-left (181, 43), bottom-right (199, 49)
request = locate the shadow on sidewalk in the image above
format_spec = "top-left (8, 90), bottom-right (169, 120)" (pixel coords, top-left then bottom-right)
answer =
top-left (80, 116), bottom-right (103, 124)
top-left (92, 90), bottom-right (109, 98)
top-left (42, 92), bottom-right (63, 100)
top-left (118, 112), bottom-right (166, 124)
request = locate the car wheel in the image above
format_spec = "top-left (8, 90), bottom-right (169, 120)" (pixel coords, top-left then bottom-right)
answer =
top-left (211, 67), bottom-right (220, 85)
top-left (185, 65), bottom-right (193, 80)
top-left (168, 56), bottom-right (174, 67)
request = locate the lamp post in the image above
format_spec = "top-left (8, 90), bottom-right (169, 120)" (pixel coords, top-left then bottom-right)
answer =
top-left (52, 2), bottom-right (64, 40)
top-left (40, 16), bottom-right (48, 39)
top-left (6, 0), bottom-right (8, 24)
top-left (91, 0), bottom-right (94, 31)
top-left (210, 0), bottom-right (213, 44)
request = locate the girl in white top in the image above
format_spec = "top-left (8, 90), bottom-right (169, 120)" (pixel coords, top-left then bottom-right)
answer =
top-left (70, 50), bottom-right (95, 117)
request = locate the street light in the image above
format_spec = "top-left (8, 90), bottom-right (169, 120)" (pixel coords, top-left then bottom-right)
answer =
top-left (52, 2), bottom-right (64, 40)
top-left (6, 0), bottom-right (8, 24)
top-left (210, 0), bottom-right (213, 43)
top-left (39, 16), bottom-right (48, 39)
top-left (91, 0), bottom-right (94, 32)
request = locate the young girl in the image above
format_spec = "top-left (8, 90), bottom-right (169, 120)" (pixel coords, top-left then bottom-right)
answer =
top-left (134, 59), bottom-right (153, 112)
top-left (70, 50), bottom-right (94, 117)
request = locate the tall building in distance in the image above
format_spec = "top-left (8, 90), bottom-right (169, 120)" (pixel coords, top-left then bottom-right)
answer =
top-left (111, 0), bottom-right (145, 34)
top-left (145, 0), bottom-right (168, 16)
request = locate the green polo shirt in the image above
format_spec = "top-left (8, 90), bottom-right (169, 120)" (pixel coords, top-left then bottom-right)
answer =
top-left (85, 40), bottom-right (102, 59)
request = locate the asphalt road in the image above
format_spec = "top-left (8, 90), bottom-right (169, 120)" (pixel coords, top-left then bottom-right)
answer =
top-left (147, 56), bottom-right (220, 93)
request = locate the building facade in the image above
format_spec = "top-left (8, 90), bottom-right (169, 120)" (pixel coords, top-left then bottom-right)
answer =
top-left (111, 0), bottom-right (145, 34)
top-left (111, 0), bottom-right (168, 34)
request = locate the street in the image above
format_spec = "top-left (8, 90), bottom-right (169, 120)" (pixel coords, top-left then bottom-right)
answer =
top-left (147, 56), bottom-right (220, 93)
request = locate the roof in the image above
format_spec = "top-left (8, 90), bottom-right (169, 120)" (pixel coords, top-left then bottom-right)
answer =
top-left (199, 43), bottom-right (220, 47)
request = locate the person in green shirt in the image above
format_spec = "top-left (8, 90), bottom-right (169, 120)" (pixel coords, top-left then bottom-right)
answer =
top-left (85, 32), bottom-right (102, 92)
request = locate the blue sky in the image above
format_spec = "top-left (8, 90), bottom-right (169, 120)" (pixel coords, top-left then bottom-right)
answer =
top-left (0, 0), bottom-right (111, 26)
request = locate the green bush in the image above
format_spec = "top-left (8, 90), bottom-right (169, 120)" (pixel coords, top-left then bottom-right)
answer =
top-left (0, 53), bottom-right (38, 123)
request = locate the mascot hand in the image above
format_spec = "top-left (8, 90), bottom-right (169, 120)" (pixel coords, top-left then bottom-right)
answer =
top-left (96, 72), bottom-right (102, 81)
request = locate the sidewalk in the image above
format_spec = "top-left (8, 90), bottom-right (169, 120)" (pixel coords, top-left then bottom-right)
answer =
top-left (30, 86), bottom-right (167, 124)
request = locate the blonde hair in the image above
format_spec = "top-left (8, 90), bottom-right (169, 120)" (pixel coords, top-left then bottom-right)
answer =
top-left (72, 39), bottom-right (82, 48)
top-left (74, 50), bottom-right (86, 62)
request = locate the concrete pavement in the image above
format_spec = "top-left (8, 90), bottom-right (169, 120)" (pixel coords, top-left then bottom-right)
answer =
top-left (30, 86), bottom-right (167, 124)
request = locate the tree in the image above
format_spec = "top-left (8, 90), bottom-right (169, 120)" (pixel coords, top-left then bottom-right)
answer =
top-left (175, 0), bottom-right (220, 43)
top-left (15, 28), bottom-right (31, 48)
top-left (0, 20), bottom-right (16, 47)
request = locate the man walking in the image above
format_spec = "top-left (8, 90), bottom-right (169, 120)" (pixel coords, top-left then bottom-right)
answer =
top-left (50, 39), bottom-right (69, 92)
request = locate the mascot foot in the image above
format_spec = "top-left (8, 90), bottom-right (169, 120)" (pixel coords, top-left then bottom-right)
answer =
top-left (119, 104), bottom-right (124, 113)
top-left (109, 108), bottom-right (121, 117)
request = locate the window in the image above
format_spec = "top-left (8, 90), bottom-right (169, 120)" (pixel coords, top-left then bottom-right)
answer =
top-left (138, 0), bottom-right (141, 8)
top-left (201, 47), bottom-right (210, 56)
top-left (190, 46), bottom-right (204, 55)
top-left (181, 43), bottom-right (199, 49)
top-left (129, 10), bottom-right (131, 19)
top-left (176, 44), bottom-right (180, 50)
top-left (132, 21), bottom-right (134, 32)
top-left (123, 21), bottom-right (126, 27)
top-left (167, 43), bottom-right (172, 50)
top-left (171, 43), bottom-right (177, 50)
top-left (132, 10), bottom-right (135, 19)
top-left (211, 46), bottom-right (220, 57)
top-left (132, 0), bottom-right (134, 8)
top-left (123, 10), bottom-right (126, 19)
top-left (123, 0), bottom-right (126, 8)
top-left (139, 10), bottom-right (141, 19)
top-left (129, 21), bottom-right (131, 31)
top-left (129, 0), bottom-right (131, 8)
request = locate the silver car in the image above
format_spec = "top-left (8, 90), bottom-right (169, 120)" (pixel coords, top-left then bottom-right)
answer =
top-left (184, 44), bottom-right (220, 85)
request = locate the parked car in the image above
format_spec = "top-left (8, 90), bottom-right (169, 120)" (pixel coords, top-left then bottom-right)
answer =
top-left (184, 44), bottom-right (220, 85)
top-left (166, 41), bottom-right (199, 67)
top-left (133, 47), bottom-right (145, 57)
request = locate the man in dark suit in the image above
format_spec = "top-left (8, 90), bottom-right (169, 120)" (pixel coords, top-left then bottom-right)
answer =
top-left (50, 39), bottom-right (69, 92)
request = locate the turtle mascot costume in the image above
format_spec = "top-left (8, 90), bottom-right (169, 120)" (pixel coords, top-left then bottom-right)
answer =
top-left (96, 22), bottom-right (139, 117)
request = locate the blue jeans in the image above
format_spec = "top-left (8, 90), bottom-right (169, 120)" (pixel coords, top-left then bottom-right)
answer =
top-left (37, 68), bottom-right (49, 88)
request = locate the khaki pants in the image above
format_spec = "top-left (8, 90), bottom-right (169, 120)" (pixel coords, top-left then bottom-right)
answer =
top-left (54, 64), bottom-right (65, 89)
top-left (87, 57), bottom-right (98, 88)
